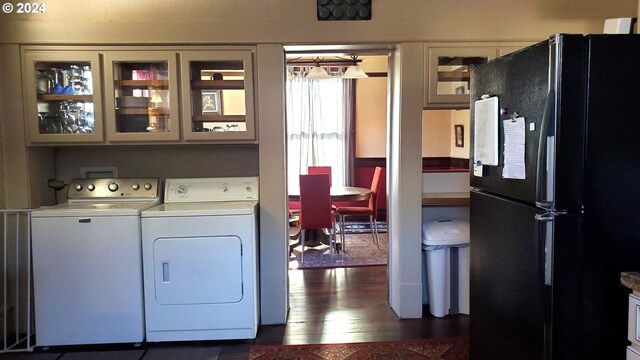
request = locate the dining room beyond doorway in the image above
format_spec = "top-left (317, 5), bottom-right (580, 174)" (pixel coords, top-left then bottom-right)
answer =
top-left (285, 52), bottom-right (389, 270)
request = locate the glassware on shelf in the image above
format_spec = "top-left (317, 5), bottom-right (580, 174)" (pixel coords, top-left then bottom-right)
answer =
top-left (82, 65), bottom-right (92, 94)
top-left (36, 71), bottom-right (51, 94)
top-left (69, 65), bottom-right (84, 95)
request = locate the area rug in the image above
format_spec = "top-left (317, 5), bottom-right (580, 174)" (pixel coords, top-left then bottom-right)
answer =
top-left (339, 221), bottom-right (387, 234)
top-left (290, 232), bottom-right (388, 270)
top-left (248, 337), bottom-right (469, 360)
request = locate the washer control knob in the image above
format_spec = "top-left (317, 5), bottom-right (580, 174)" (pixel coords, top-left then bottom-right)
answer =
top-left (74, 184), bottom-right (83, 191)
top-left (132, 183), bottom-right (140, 190)
top-left (144, 183), bottom-right (153, 190)
top-left (108, 182), bottom-right (119, 192)
top-left (87, 184), bottom-right (95, 191)
top-left (176, 185), bottom-right (187, 196)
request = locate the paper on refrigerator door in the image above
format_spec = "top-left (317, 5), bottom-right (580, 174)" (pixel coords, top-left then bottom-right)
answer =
top-left (502, 117), bottom-right (526, 179)
top-left (473, 97), bottom-right (499, 166)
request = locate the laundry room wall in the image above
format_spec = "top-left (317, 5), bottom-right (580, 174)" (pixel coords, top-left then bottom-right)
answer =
top-left (53, 145), bottom-right (259, 203)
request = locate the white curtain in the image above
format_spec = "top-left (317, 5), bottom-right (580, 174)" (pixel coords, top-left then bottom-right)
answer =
top-left (286, 77), bottom-right (353, 188)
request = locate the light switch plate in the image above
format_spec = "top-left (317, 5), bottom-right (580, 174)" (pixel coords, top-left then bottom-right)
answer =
top-left (473, 163), bottom-right (483, 177)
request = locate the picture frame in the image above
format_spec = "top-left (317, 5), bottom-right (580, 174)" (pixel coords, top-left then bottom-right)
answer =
top-left (455, 124), bottom-right (464, 147)
top-left (201, 90), bottom-right (222, 115)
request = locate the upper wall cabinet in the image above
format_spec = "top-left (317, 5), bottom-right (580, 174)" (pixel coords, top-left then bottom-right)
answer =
top-left (180, 50), bottom-right (255, 141)
top-left (424, 42), bottom-right (535, 109)
top-left (22, 49), bottom-right (104, 144)
top-left (424, 46), bottom-right (496, 109)
top-left (103, 51), bottom-right (180, 142)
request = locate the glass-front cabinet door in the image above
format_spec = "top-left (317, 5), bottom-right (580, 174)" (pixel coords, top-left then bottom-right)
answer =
top-left (22, 50), bottom-right (103, 144)
top-left (104, 51), bottom-right (180, 142)
top-left (180, 50), bottom-right (255, 141)
top-left (425, 47), bottom-right (496, 109)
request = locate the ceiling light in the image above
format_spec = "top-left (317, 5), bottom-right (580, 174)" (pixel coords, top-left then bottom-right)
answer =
top-left (341, 56), bottom-right (369, 79)
top-left (342, 64), bottom-right (368, 79)
top-left (286, 69), bottom-right (295, 81)
top-left (305, 58), bottom-right (331, 80)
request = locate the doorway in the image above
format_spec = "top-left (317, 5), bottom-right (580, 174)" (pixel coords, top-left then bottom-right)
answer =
top-left (283, 48), bottom-right (391, 297)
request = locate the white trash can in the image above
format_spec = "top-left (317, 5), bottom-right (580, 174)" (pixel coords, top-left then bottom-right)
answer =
top-left (422, 219), bottom-right (470, 317)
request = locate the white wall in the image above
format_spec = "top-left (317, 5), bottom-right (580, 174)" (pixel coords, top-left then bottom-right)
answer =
top-left (387, 43), bottom-right (424, 318)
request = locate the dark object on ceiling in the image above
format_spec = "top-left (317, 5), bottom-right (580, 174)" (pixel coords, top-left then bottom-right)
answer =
top-left (317, 0), bottom-right (371, 21)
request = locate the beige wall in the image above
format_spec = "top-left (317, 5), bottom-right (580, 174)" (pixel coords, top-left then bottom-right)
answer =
top-left (1, 0), bottom-right (638, 323)
top-left (422, 110), bottom-right (451, 157)
top-left (450, 110), bottom-right (471, 159)
top-left (355, 56), bottom-right (388, 157)
top-left (421, 110), bottom-right (470, 159)
top-left (1, 0), bottom-right (636, 44)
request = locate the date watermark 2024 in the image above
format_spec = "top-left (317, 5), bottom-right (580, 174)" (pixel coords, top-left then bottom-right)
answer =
top-left (3, 2), bottom-right (46, 14)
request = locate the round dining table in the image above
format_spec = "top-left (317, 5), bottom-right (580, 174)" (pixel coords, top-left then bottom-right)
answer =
top-left (288, 186), bottom-right (371, 202)
top-left (288, 186), bottom-right (371, 252)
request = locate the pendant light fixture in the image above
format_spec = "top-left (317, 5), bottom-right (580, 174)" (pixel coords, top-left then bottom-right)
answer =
top-left (305, 57), bottom-right (331, 80)
top-left (341, 55), bottom-right (369, 79)
top-left (286, 68), bottom-right (295, 81)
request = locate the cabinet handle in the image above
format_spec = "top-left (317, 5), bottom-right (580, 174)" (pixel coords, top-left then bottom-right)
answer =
top-left (636, 303), bottom-right (640, 342)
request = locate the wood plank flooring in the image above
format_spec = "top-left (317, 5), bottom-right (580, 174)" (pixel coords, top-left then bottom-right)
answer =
top-left (218, 266), bottom-right (469, 359)
top-left (4, 266), bottom-right (468, 359)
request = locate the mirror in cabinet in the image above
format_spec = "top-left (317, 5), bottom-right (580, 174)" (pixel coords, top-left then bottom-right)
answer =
top-left (180, 50), bottom-right (255, 141)
top-left (22, 50), bottom-right (103, 144)
top-left (425, 47), bottom-right (496, 109)
top-left (104, 51), bottom-right (180, 142)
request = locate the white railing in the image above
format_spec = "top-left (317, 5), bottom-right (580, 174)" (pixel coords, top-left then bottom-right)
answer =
top-left (0, 210), bottom-right (34, 353)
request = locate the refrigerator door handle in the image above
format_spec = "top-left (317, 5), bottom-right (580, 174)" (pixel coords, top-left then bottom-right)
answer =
top-left (535, 90), bottom-right (556, 210)
top-left (535, 212), bottom-right (555, 287)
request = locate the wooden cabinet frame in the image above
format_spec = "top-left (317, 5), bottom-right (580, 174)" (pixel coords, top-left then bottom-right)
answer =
top-left (180, 50), bottom-right (256, 141)
top-left (22, 49), bottom-right (104, 144)
top-left (103, 51), bottom-right (181, 142)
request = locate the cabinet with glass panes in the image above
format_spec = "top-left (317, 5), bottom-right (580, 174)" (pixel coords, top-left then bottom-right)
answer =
top-left (423, 43), bottom-right (534, 109)
top-left (103, 51), bottom-right (180, 142)
top-left (180, 50), bottom-right (255, 141)
top-left (424, 46), bottom-right (496, 109)
top-left (22, 49), bottom-right (104, 144)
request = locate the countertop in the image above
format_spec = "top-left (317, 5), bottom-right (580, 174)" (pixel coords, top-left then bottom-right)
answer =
top-left (422, 192), bottom-right (470, 206)
top-left (621, 272), bottom-right (640, 293)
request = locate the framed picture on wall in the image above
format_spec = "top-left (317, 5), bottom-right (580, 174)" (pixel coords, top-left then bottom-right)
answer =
top-left (455, 124), bottom-right (464, 147)
top-left (202, 90), bottom-right (222, 115)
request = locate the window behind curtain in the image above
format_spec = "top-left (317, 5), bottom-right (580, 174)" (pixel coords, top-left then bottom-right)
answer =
top-left (286, 77), bottom-right (352, 188)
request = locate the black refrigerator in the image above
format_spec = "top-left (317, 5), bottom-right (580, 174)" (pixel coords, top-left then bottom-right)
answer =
top-left (469, 34), bottom-right (640, 360)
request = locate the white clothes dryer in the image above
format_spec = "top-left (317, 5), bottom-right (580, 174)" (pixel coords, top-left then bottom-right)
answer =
top-left (141, 177), bottom-right (259, 342)
top-left (31, 178), bottom-right (160, 347)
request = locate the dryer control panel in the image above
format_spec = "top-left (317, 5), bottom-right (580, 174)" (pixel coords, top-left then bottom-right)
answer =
top-left (164, 177), bottom-right (259, 203)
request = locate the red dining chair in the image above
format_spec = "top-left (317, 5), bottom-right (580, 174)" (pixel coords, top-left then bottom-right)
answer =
top-left (336, 166), bottom-right (383, 250)
top-left (307, 166), bottom-right (332, 186)
top-left (299, 173), bottom-right (336, 263)
top-left (308, 166), bottom-right (337, 211)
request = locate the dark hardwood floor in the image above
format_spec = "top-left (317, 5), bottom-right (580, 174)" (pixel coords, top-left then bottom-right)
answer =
top-left (9, 266), bottom-right (468, 359)
top-left (218, 265), bottom-right (469, 359)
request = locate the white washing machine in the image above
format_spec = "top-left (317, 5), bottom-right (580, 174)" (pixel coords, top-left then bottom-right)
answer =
top-left (141, 177), bottom-right (259, 342)
top-left (31, 178), bottom-right (161, 347)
